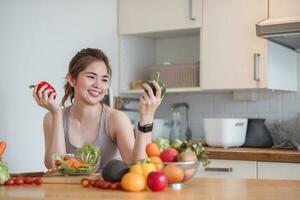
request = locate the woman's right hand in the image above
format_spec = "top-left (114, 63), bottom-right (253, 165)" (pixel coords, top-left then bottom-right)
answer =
top-left (33, 84), bottom-right (61, 114)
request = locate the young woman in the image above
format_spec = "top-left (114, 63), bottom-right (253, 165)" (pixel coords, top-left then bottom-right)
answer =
top-left (33, 48), bottom-right (162, 169)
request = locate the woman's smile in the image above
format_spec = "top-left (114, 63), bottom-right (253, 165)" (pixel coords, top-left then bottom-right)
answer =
top-left (87, 89), bottom-right (102, 98)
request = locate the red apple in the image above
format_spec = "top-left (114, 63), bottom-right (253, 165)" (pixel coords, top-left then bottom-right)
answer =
top-left (147, 172), bottom-right (168, 192)
top-left (160, 148), bottom-right (178, 162)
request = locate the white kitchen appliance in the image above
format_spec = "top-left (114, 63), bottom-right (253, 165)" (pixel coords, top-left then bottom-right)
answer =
top-left (204, 118), bottom-right (248, 148)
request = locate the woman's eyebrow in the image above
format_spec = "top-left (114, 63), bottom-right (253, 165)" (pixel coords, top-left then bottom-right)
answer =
top-left (85, 72), bottom-right (109, 78)
top-left (85, 72), bottom-right (97, 76)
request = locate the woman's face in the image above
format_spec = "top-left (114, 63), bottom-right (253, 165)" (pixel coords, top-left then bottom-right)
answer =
top-left (72, 61), bottom-right (110, 105)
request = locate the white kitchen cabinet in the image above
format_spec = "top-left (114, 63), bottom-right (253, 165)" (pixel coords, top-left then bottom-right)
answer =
top-left (196, 159), bottom-right (257, 179)
top-left (269, 0), bottom-right (300, 18)
top-left (118, 0), bottom-right (202, 34)
top-left (119, 30), bottom-right (201, 94)
top-left (257, 161), bottom-right (300, 180)
top-left (201, 0), bottom-right (298, 91)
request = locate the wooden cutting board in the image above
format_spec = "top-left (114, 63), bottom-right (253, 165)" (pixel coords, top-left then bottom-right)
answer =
top-left (11, 171), bottom-right (101, 184)
top-left (42, 173), bottom-right (101, 184)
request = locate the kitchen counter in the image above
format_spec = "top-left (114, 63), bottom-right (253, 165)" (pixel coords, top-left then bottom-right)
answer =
top-left (206, 147), bottom-right (300, 163)
top-left (1, 178), bottom-right (300, 200)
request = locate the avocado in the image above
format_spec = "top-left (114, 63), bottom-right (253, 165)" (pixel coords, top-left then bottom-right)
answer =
top-left (102, 159), bottom-right (129, 183)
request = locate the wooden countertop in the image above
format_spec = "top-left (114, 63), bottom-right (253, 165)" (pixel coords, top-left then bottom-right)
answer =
top-left (205, 147), bottom-right (300, 163)
top-left (1, 178), bottom-right (300, 200)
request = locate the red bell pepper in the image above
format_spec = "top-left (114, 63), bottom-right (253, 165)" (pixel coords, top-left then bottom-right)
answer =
top-left (29, 81), bottom-right (56, 99)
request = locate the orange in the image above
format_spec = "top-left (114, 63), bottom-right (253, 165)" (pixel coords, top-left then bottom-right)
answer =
top-left (149, 156), bottom-right (164, 172)
top-left (145, 143), bottom-right (160, 157)
top-left (163, 164), bottom-right (184, 184)
top-left (121, 172), bottom-right (146, 192)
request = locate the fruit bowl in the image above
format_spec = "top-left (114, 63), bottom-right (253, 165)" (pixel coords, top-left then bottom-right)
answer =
top-left (161, 161), bottom-right (201, 190)
top-left (52, 153), bottom-right (100, 176)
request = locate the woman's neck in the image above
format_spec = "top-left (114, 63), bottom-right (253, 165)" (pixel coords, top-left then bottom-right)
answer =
top-left (70, 102), bottom-right (102, 123)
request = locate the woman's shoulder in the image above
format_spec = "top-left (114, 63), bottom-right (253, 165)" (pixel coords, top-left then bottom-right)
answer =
top-left (105, 106), bottom-right (129, 122)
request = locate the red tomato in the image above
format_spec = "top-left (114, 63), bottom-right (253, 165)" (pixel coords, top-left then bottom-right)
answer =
top-left (5, 179), bottom-right (15, 186)
top-left (81, 178), bottom-right (90, 187)
top-left (33, 178), bottom-right (43, 185)
top-left (15, 178), bottom-right (24, 185)
top-left (89, 179), bottom-right (96, 187)
top-left (55, 160), bottom-right (62, 167)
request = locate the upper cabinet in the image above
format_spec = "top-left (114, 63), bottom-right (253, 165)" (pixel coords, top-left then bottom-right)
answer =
top-left (201, 0), bottom-right (298, 91)
top-left (118, 0), bottom-right (202, 94)
top-left (119, 0), bottom-right (202, 34)
top-left (269, 0), bottom-right (300, 18)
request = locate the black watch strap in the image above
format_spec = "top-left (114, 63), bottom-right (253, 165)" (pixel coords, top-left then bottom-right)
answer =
top-left (138, 122), bottom-right (153, 133)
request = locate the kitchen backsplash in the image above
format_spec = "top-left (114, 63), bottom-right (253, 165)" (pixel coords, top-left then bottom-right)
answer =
top-left (155, 53), bottom-right (300, 140)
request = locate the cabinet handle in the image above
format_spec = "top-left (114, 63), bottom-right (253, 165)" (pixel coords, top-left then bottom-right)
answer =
top-left (189, 0), bottom-right (196, 21)
top-left (205, 167), bottom-right (233, 172)
top-left (253, 53), bottom-right (260, 81)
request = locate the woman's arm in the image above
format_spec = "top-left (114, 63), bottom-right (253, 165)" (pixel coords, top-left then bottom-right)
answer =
top-left (43, 112), bottom-right (66, 169)
top-left (112, 80), bottom-right (162, 163)
top-left (32, 84), bottom-right (66, 169)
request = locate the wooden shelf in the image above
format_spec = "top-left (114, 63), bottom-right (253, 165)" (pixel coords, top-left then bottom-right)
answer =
top-left (120, 87), bottom-right (203, 95)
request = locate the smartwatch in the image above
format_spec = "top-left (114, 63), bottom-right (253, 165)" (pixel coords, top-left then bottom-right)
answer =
top-left (138, 122), bottom-right (153, 133)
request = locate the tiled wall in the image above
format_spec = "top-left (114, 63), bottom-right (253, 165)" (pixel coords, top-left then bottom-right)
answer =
top-left (156, 53), bottom-right (300, 139)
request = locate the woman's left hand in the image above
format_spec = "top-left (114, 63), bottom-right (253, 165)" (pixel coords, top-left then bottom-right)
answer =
top-left (139, 80), bottom-right (162, 124)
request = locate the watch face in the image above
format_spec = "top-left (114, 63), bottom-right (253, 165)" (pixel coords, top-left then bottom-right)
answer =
top-left (138, 122), bottom-right (153, 133)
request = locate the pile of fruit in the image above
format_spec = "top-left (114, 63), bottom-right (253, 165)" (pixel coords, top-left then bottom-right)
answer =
top-left (81, 139), bottom-right (209, 192)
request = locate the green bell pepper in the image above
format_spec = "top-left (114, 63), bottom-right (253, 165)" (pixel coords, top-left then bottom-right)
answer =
top-left (146, 72), bottom-right (166, 98)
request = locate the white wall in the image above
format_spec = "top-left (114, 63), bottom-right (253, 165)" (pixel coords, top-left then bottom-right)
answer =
top-left (0, 0), bottom-right (118, 173)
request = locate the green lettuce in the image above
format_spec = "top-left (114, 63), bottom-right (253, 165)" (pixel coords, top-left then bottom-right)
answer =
top-left (0, 160), bottom-right (10, 185)
top-left (76, 144), bottom-right (100, 165)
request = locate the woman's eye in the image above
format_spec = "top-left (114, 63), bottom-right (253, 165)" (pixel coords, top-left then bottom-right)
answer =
top-left (102, 79), bottom-right (108, 82)
top-left (87, 76), bottom-right (95, 79)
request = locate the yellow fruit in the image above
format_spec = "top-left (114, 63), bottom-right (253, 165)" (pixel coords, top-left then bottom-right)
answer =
top-left (149, 156), bottom-right (164, 172)
top-left (130, 163), bottom-right (156, 179)
top-left (121, 172), bottom-right (146, 192)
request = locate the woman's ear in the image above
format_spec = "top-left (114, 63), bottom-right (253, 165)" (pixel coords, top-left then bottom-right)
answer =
top-left (67, 74), bottom-right (75, 87)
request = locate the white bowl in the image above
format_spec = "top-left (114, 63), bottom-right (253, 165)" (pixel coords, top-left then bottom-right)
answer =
top-left (204, 118), bottom-right (248, 148)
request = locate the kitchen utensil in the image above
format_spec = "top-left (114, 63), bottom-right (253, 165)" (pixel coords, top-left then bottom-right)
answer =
top-left (243, 118), bottom-right (273, 148)
top-left (170, 102), bottom-right (192, 141)
top-left (204, 118), bottom-right (248, 148)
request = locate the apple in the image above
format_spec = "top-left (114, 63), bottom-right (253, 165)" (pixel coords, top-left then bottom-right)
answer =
top-left (147, 172), bottom-right (168, 192)
top-left (160, 148), bottom-right (178, 162)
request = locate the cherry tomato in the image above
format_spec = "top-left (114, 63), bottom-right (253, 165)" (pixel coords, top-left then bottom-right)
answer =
top-left (15, 178), bottom-right (24, 185)
top-left (33, 178), bottom-right (43, 185)
top-left (55, 160), bottom-right (62, 167)
top-left (81, 178), bottom-right (90, 187)
top-left (5, 179), bottom-right (15, 186)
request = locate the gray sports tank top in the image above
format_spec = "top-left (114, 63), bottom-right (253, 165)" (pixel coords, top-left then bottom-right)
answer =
top-left (63, 104), bottom-right (121, 169)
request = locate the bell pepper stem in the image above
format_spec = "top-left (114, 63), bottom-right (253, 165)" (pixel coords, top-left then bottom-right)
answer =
top-left (156, 72), bottom-right (160, 82)
top-left (29, 85), bottom-right (36, 89)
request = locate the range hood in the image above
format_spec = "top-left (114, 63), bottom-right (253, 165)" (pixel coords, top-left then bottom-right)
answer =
top-left (256, 17), bottom-right (300, 52)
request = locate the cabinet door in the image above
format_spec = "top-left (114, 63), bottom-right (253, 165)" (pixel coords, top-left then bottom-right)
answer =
top-left (258, 161), bottom-right (300, 180)
top-left (119, 0), bottom-right (202, 34)
top-left (196, 159), bottom-right (257, 179)
top-left (201, 0), bottom-right (268, 90)
top-left (269, 0), bottom-right (300, 18)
